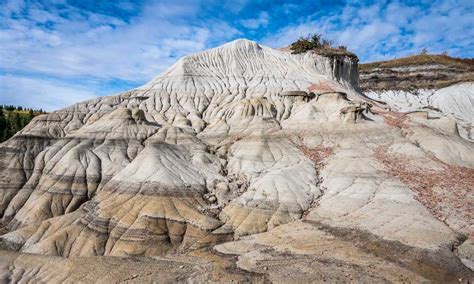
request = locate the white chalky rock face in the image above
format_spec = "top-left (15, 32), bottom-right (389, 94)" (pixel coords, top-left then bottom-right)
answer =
top-left (365, 82), bottom-right (474, 123)
top-left (365, 82), bottom-right (474, 140)
top-left (0, 39), bottom-right (473, 262)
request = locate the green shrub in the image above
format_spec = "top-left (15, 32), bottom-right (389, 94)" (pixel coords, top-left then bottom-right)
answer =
top-left (290, 34), bottom-right (326, 54)
top-left (290, 33), bottom-right (348, 55)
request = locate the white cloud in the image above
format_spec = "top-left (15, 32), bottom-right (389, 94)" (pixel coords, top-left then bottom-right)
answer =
top-left (0, 0), bottom-right (240, 83)
top-left (0, 74), bottom-right (98, 111)
top-left (0, 0), bottom-right (243, 109)
top-left (223, 0), bottom-right (252, 13)
top-left (240, 11), bottom-right (270, 29)
top-left (262, 0), bottom-right (474, 62)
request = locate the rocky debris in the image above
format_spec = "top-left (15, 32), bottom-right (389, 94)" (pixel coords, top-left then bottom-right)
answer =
top-left (0, 39), bottom-right (473, 281)
top-left (375, 144), bottom-right (474, 235)
top-left (295, 142), bottom-right (334, 173)
top-left (198, 174), bottom-right (249, 218)
top-left (457, 238), bottom-right (474, 270)
top-left (0, 249), bottom-right (267, 283)
top-left (214, 220), bottom-right (473, 282)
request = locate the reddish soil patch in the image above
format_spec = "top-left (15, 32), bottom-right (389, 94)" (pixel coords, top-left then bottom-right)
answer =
top-left (375, 145), bottom-right (474, 236)
top-left (297, 144), bottom-right (334, 169)
top-left (297, 143), bottom-right (335, 216)
top-left (373, 110), bottom-right (409, 128)
top-left (308, 82), bottom-right (337, 93)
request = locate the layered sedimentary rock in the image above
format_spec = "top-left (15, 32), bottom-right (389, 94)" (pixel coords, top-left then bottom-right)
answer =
top-left (359, 54), bottom-right (474, 91)
top-left (360, 55), bottom-right (474, 140)
top-left (0, 39), bottom-right (473, 281)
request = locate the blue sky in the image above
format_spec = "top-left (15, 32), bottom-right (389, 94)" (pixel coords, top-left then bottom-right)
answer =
top-left (1, 0), bottom-right (473, 111)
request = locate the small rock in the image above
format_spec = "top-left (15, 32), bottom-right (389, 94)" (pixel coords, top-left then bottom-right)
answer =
top-left (216, 182), bottom-right (229, 192)
top-left (208, 195), bottom-right (217, 203)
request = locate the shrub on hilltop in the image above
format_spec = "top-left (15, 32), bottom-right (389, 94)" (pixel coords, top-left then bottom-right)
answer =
top-left (290, 33), bottom-right (357, 60)
top-left (290, 34), bottom-right (332, 53)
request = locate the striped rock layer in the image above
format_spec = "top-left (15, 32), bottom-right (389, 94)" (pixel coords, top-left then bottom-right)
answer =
top-left (0, 39), bottom-right (472, 270)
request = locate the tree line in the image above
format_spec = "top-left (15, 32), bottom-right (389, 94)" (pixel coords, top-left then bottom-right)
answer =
top-left (0, 105), bottom-right (47, 142)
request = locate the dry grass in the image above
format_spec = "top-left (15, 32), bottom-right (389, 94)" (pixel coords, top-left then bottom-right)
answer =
top-left (289, 34), bottom-right (358, 61)
top-left (360, 54), bottom-right (474, 71)
top-left (313, 47), bottom-right (358, 61)
top-left (375, 145), bottom-right (474, 236)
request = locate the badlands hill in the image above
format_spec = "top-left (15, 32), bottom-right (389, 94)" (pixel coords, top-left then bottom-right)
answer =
top-left (361, 54), bottom-right (474, 140)
top-left (360, 54), bottom-right (474, 91)
top-left (0, 39), bottom-right (473, 282)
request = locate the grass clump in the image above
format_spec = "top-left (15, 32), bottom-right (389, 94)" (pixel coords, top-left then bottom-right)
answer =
top-left (289, 33), bottom-right (357, 60)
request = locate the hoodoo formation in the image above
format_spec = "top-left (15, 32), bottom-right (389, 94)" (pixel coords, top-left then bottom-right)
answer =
top-left (0, 39), bottom-right (473, 282)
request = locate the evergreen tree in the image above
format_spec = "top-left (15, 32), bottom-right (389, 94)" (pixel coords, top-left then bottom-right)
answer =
top-left (0, 105), bottom-right (47, 142)
top-left (0, 108), bottom-right (5, 142)
top-left (9, 112), bottom-right (21, 137)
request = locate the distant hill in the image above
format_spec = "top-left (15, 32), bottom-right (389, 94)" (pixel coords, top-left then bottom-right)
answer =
top-left (360, 54), bottom-right (474, 140)
top-left (359, 54), bottom-right (474, 91)
top-left (0, 105), bottom-right (46, 142)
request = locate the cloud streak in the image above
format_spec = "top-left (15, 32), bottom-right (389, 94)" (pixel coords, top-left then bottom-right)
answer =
top-left (0, 74), bottom-right (98, 111)
top-left (240, 11), bottom-right (270, 29)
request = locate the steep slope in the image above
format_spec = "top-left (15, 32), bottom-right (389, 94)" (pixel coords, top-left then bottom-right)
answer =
top-left (0, 39), bottom-right (473, 281)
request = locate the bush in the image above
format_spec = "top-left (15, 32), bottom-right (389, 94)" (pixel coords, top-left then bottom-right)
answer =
top-left (290, 33), bottom-right (344, 54)
top-left (290, 34), bottom-right (326, 53)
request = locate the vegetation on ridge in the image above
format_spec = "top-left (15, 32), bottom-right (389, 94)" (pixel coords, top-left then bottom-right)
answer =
top-left (0, 105), bottom-right (46, 142)
top-left (360, 54), bottom-right (474, 72)
top-left (359, 53), bottom-right (474, 91)
top-left (289, 33), bottom-right (357, 60)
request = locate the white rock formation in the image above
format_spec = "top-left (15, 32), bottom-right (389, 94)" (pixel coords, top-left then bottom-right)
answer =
top-left (365, 82), bottom-right (474, 123)
top-left (0, 39), bottom-right (472, 280)
top-left (365, 82), bottom-right (474, 140)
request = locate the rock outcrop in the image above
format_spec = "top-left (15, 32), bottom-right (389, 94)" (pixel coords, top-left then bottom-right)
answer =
top-left (360, 54), bottom-right (474, 140)
top-left (0, 39), bottom-right (473, 281)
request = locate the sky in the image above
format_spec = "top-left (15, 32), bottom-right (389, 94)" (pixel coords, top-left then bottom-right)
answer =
top-left (1, 0), bottom-right (473, 111)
